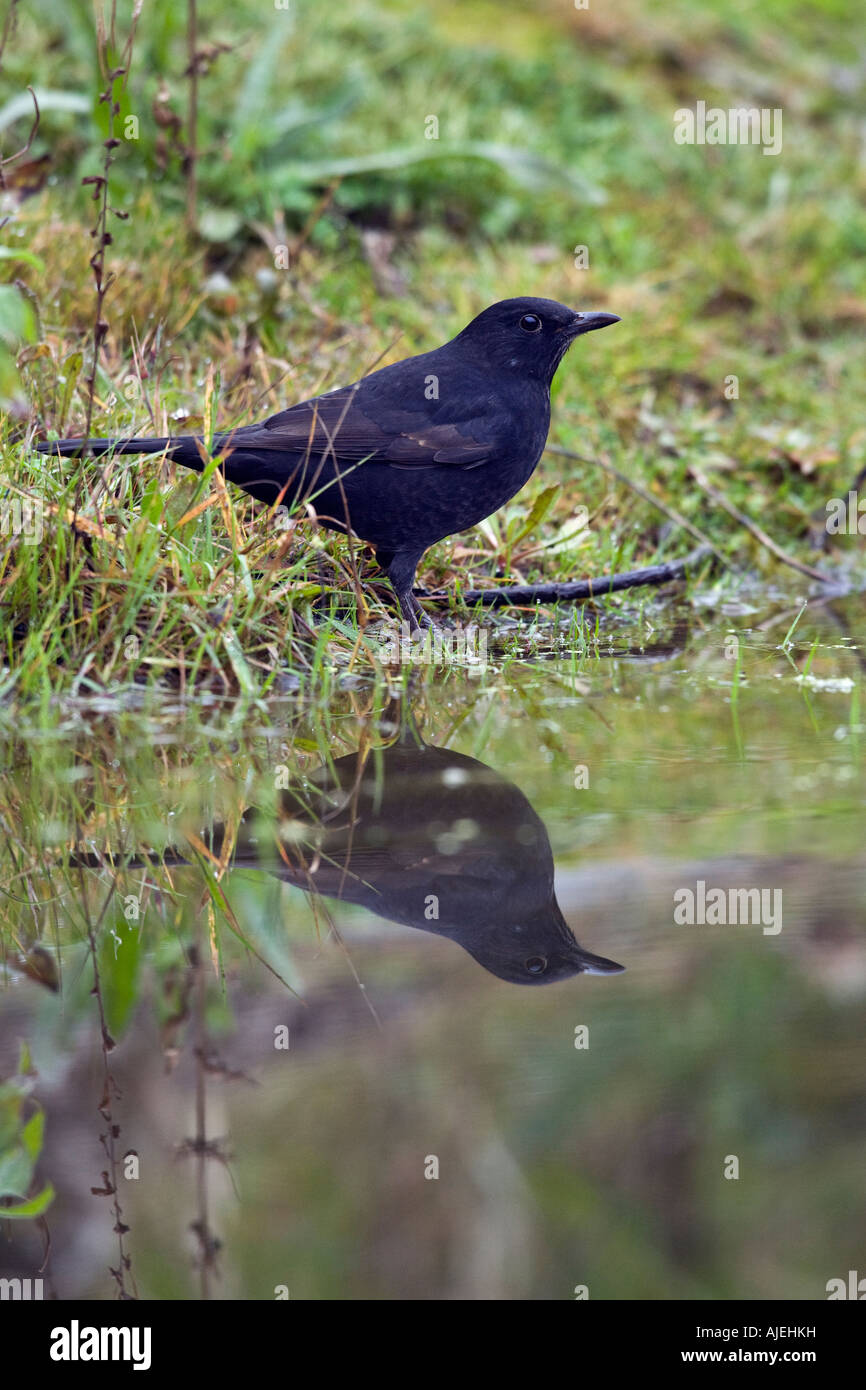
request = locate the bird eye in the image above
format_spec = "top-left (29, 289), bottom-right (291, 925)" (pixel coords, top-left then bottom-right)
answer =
top-left (525, 955), bottom-right (548, 974)
top-left (519, 314), bottom-right (543, 333)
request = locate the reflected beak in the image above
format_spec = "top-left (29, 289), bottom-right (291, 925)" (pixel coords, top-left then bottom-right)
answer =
top-left (567, 944), bottom-right (626, 974)
top-left (568, 311), bottom-right (621, 338)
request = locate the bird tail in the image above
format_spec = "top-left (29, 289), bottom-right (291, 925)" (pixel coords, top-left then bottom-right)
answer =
top-left (35, 434), bottom-right (206, 465)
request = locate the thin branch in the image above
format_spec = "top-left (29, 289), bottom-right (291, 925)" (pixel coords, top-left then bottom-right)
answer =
top-left (0, 84), bottom-right (39, 184)
top-left (78, 3), bottom-right (141, 461)
top-left (688, 465), bottom-right (834, 584)
top-left (194, 941), bottom-right (212, 1299)
top-left (75, 865), bottom-right (137, 1299)
top-left (547, 442), bottom-right (727, 564)
top-left (186, 0), bottom-right (198, 233)
top-left (427, 544), bottom-right (715, 609)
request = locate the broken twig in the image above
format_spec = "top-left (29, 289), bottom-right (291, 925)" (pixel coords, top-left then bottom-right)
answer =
top-left (549, 442), bottom-right (727, 564)
top-left (428, 544), bottom-right (715, 610)
top-left (688, 465), bottom-right (833, 584)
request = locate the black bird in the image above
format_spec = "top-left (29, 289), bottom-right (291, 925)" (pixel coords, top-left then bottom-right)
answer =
top-left (69, 729), bottom-right (624, 985)
top-left (36, 297), bottom-right (619, 628)
top-left (258, 733), bottom-right (625, 984)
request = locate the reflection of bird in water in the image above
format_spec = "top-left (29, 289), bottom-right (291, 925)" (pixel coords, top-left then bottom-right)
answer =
top-left (229, 730), bottom-right (624, 985)
top-left (69, 729), bottom-right (623, 986)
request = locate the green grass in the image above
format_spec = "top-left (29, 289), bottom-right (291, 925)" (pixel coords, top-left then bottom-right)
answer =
top-left (0, 0), bottom-right (864, 702)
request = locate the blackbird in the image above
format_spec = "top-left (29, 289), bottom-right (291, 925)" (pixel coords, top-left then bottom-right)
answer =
top-left (68, 727), bottom-right (624, 984)
top-left (257, 733), bottom-right (626, 984)
top-left (36, 297), bottom-right (619, 628)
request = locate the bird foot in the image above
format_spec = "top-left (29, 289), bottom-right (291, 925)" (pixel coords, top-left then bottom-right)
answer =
top-left (397, 591), bottom-right (434, 632)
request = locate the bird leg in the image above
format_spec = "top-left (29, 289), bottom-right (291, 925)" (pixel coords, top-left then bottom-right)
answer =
top-left (378, 548), bottom-right (433, 632)
top-left (399, 588), bottom-right (434, 632)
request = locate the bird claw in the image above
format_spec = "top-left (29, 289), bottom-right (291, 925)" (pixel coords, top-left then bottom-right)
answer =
top-left (398, 592), bottom-right (434, 632)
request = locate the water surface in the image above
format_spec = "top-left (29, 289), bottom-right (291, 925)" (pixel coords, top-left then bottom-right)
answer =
top-left (1, 586), bottom-right (864, 1299)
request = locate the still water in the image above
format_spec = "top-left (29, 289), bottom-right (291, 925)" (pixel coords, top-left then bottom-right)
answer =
top-left (1, 587), bottom-right (864, 1299)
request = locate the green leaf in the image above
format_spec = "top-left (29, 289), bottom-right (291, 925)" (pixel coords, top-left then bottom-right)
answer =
top-left (0, 246), bottom-right (45, 272)
top-left (232, 37), bottom-right (288, 150)
top-left (0, 285), bottom-right (37, 347)
top-left (192, 854), bottom-right (294, 993)
top-left (197, 207), bottom-right (244, 244)
top-left (0, 1182), bottom-right (55, 1219)
top-left (509, 485), bottom-right (560, 546)
top-left (0, 1143), bottom-right (33, 1200)
top-left (57, 351), bottom-right (83, 432)
top-left (99, 920), bottom-right (142, 1040)
top-left (0, 1084), bottom-right (22, 1151)
top-left (0, 89), bottom-right (89, 133)
top-left (268, 142), bottom-right (605, 202)
top-left (20, 1109), bottom-right (44, 1163)
top-left (221, 627), bottom-right (258, 698)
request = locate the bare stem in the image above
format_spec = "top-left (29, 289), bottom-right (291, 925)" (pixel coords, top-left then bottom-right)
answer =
top-left (79, 878), bottom-right (137, 1299)
top-left (194, 942), bottom-right (211, 1299)
top-left (186, 0), bottom-right (198, 233)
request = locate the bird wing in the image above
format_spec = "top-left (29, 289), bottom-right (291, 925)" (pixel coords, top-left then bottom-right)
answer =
top-left (223, 385), bottom-right (497, 470)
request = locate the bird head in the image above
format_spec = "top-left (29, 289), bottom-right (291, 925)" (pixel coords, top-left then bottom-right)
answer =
top-left (456, 297), bottom-right (620, 384)
top-left (460, 901), bottom-right (625, 985)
